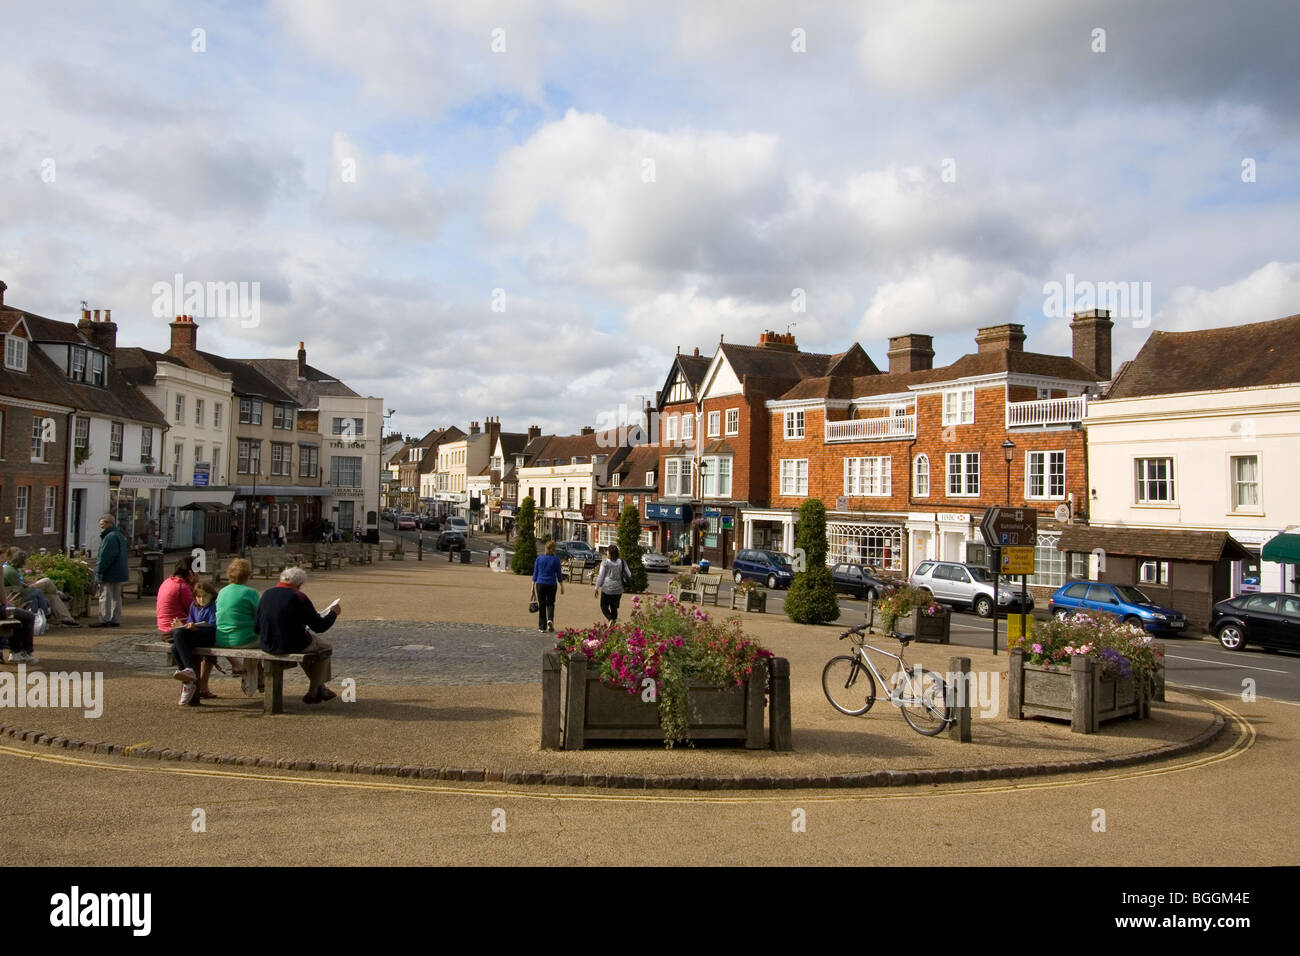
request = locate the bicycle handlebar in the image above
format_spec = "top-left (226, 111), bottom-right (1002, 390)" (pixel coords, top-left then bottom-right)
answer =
top-left (839, 623), bottom-right (870, 640)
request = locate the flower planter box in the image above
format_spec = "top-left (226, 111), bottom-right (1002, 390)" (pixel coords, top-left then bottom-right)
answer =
top-left (541, 650), bottom-right (791, 750)
top-left (909, 605), bottom-right (950, 643)
top-left (69, 591), bottom-right (90, 619)
top-left (1008, 647), bottom-right (1149, 734)
top-left (729, 589), bottom-right (767, 613)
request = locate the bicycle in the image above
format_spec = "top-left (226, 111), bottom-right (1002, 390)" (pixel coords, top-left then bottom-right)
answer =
top-left (821, 623), bottom-right (952, 736)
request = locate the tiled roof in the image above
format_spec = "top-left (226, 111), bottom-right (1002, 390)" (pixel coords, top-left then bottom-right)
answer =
top-left (169, 349), bottom-right (300, 404)
top-left (524, 430), bottom-right (621, 466)
top-left (1, 314), bottom-right (79, 408)
top-left (1057, 526), bottom-right (1254, 563)
top-left (249, 358), bottom-right (359, 407)
top-left (1106, 313), bottom-right (1300, 399)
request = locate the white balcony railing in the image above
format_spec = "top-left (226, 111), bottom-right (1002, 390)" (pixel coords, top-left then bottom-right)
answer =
top-left (824, 414), bottom-right (916, 443)
top-left (1006, 394), bottom-right (1087, 428)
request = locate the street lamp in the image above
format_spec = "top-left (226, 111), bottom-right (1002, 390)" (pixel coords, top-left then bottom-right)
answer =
top-left (1002, 439), bottom-right (1015, 506)
top-left (695, 460), bottom-right (709, 564)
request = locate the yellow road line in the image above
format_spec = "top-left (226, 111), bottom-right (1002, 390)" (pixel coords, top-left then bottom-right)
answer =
top-left (0, 700), bottom-right (1249, 805)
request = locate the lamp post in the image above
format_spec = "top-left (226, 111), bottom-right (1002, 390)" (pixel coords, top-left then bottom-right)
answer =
top-left (1002, 439), bottom-right (1015, 506)
top-left (990, 439), bottom-right (1016, 656)
top-left (696, 460), bottom-right (709, 566)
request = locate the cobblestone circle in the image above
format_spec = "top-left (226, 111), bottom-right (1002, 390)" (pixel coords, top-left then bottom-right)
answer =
top-left (93, 620), bottom-right (559, 685)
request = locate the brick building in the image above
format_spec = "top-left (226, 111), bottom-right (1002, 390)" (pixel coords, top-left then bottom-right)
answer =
top-left (757, 315), bottom-right (1110, 597)
top-left (590, 443), bottom-right (660, 552)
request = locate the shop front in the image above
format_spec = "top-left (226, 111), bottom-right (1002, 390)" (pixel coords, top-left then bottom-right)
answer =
top-left (647, 502), bottom-right (692, 561)
top-left (112, 473), bottom-right (170, 552)
top-left (905, 511), bottom-right (975, 573)
top-left (825, 514), bottom-right (905, 574)
top-left (698, 505), bottom-right (737, 569)
top-left (740, 508), bottom-right (795, 556)
top-left (231, 485), bottom-right (327, 545)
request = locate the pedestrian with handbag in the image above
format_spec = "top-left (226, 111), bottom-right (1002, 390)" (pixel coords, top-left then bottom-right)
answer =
top-left (531, 540), bottom-right (564, 632)
top-left (593, 544), bottom-right (631, 622)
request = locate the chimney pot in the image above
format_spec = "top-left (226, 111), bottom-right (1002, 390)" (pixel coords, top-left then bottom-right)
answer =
top-left (92, 309), bottom-right (100, 322)
top-left (169, 313), bottom-right (199, 354)
top-left (297, 341), bottom-right (307, 379)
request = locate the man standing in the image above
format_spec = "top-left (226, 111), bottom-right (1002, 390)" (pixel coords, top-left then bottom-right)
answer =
top-left (90, 514), bottom-right (129, 628)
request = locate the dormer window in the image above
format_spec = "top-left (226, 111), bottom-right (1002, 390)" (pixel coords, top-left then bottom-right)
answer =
top-left (4, 336), bottom-right (27, 371)
top-left (91, 352), bottom-right (105, 386)
top-left (612, 473), bottom-right (620, 487)
top-left (70, 346), bottom-right (87, 381)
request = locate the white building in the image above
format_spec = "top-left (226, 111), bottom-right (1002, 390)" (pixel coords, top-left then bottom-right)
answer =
top-left (516, 429), bottom-right (616, 542)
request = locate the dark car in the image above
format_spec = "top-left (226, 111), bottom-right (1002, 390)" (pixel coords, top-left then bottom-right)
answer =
top-left (437, 531), bottom-right (466, 552)
top-left (419, 514), bottom-right (440, 530)
top-left (556, 540), bottom-right (599, 567)
top-left (1210, 592), bottom-right (1300, 651)
top-left (732, 549), bottom-right (795, 589)
top-left (830, 563), bottom-right (893, 601)
top-left (1047, 580), bottom-right (1187, 636)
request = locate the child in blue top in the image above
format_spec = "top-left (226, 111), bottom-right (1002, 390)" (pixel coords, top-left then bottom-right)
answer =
top-left (169, 582), bottom-right (218, 705)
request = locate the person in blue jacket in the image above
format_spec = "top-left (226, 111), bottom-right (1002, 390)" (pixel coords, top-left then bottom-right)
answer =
top-left (531, 540), bottom-right (565, 632)
top-left (90, 514), bottom-right (129, 628)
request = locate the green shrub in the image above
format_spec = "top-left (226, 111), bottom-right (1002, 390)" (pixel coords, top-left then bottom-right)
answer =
top-left (784, 499), bottom-right (840, 624)
top-left (616, 505), bottom-right (648, 593)
top-left (22, 553), bottom-right (95, 597)
top-left (510, 496), bottom-right (538, 575)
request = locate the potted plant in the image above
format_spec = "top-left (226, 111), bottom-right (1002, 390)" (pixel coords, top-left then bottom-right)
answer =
top-left (730, 577), bottom-right (767, 613)
top-left (23, 552), bottom-right (95, 617)
top-left (1009, 613), bottom-right (1164, 733)
top-left (668, 570), bottom-right (696, 599)
top-left (544, 594), bottom-right (783, 749)
top-left (873, 584), bottom-right (949, 641)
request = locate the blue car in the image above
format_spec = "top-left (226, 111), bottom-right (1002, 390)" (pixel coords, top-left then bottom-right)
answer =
top-left (1047, 580), bottom-right (1188, 636)
top-left (732, 549), bottom-right (795, 589)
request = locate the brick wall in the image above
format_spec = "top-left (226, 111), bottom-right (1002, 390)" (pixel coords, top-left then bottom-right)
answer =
top-left (0, 404), bottom-right (68, 551)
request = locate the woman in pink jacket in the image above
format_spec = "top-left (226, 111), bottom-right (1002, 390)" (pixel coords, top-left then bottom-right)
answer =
top-left (155, 557), bottom-right (196, 636)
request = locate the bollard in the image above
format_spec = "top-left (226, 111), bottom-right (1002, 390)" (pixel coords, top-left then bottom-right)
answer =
top-left (768, 657), bottom-right (793, 751)
top-left (417, 535), bottom-right (423, 560)
top-left (541, 651), bottom-right (562, 749)
top-left (947, 656), bottom-right (972, 743)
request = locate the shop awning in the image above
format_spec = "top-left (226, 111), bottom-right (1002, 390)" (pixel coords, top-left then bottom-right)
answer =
top-left (1262, 532), bottom-right (1300, 564)
top-left (1057, 525), bottom-right (1254, 562)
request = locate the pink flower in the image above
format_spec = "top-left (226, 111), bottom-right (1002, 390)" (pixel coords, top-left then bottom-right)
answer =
top-left (1031, 643), bottom-right (1043, 654)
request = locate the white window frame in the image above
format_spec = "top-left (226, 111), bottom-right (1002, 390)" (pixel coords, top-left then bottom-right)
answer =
top-left (681, 415), bottom-right (693, 441)
top-left (1026, 533), bottom-right (1067, 588)
top-left (109, 421), bottom-right (124, 462)
top-left (70, 346), bottom-right (87, 381)
top-left (5, 336), bottom-right (28, 371)
top-left (1026, 450), bottom-right (1066, 500)
top-left (30, 417), bottom-right (46, 462)
top-left (213, 403), bottom-right (222, 429)
top-left (843, 456), bottom-right (892, 496)
top-left (15, 486), bottom-right (29, 535)
top-left (665, 415), bottom-right (678, 443)
top-left (826, 522), bottom-right (903, 572)
top-left (74, 416), bottom-right (90, 454)
top-left (701, 455), bottom-right (732, 498)
top-left (946, 452), bottom-right (980, 497)
top-left (645, 471), bottom-right (655, 487)
top-left (784, 410), bottom-right (805, 440)
top-left (780, 459), bottom-right (809, 497)
top-left (1135, 457), bottom-right (1176, 504)
top-left (725, 408), bottom-right (739, 436)
top-left (175, 394), bottom-right (185, 423)
top-left (91, 351), bottom-right (105, 386)
top-left (140, 426), bottom-right (152, 462)
top-left (942, 387), bottom-right (974, 426)
top-left (914, 454), bottom-right (930, 498)
top-left (1230, 454), bottom-right (1261, 513)
top-left (707, 411), bottom-right (720, 437)
top-left (43, 486), bottom-right (57, 533)
top-left (1139, 559), bottom-right (1170, 585)
top-left (172, 440), bottom-right (184, 481)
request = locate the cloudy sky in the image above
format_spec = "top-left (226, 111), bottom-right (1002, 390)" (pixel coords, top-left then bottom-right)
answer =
top-left (3, 0), bottom-right (1298, 439)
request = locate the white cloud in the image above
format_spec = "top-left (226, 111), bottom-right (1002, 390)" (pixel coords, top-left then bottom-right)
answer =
top-left (857, 255), bottom-right (1030, 339)
top-left (1155, 261), bottom-right (1300, 331)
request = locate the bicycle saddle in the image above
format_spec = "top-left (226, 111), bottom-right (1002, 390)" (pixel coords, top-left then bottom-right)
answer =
top-left (890, 631), bottom-right (912, 646)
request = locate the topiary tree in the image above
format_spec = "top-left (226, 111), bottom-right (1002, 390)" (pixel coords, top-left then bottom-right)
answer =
top-left (785, 498), bottom-right (840, 624)
top-left (510, 496), bottom-right (537, 574)
top-left (617, 504), bottom-right (649, 593)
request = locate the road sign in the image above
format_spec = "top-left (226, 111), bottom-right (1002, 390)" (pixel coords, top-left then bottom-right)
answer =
top-left (1000, 546), bottom-right (1036, 575)
top-left (980, 507), bottom-right (1038, 548)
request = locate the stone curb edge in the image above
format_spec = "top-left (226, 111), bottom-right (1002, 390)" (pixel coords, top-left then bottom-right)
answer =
top-left (0, 711), bottom-right (1226, 790)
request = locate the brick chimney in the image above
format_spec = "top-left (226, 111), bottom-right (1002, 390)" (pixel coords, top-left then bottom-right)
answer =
top-left (756, 329), bottom-right (798, 352)
top-left (485, 415), bottom-right (501, 447)
top-left (0, 279), bottom-right (7, 306)
top-left (886, 333), bottom-right (934, 373)
top-left (975, 323), bottom-right (1026, 354)
top-left (169, 314), bottom-right (199, 354)
top-left (77, 307), bottom-right (119, 358)
top-left (1070, 309), bottom-right (1113, 381)
top-left (469, 421), bottom-right (480, 435)
top-left (580, 426), bottom-right (595, 435)
top-left (297, 341), bottom-right (307, 379)
top-left (527, 424), bottom-right (541, 440)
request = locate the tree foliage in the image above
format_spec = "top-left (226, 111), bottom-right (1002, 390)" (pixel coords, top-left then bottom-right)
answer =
top-left (510, 496), bottom-right (538, 575)
top-left (784, 498), bottom-right (840, 624)
top-left (617, 504), bottom-right (649, 593)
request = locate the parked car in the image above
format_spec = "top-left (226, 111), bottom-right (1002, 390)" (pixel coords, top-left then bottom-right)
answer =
top-left (909, 560), bottom-right (1034, 618)
top-left (640, 548), bottom-right (670, 572)
top-left (446, 516), bottom-right (470, 536)
top-left (1209, 592), bottom-right (1300, 651)
top-left (830, 563), bottom-right (893, 601)
top-left (1047, 580), bottom-right (1187, 636)
top-left (396, 514), bottom-right (417, 531)
top-left (732, 549), bottom-right (795, 589)
top-left (556, 540), bottom-right (599, 567)
top-left (419, 514), bottom-right (440, 531)
top-left (437, 531), bottom-right (466, 552)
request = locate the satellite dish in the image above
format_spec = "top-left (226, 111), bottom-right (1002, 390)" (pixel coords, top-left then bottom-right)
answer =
top-left (1054, 503), bottom-right (1071, 522)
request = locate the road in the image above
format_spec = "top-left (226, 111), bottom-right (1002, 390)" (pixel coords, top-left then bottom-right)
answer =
top-left (382, 526), bottom-right (1300, 704)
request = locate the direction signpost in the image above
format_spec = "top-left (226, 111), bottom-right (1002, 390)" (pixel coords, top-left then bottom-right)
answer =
top-left (980, 508), bottom-right (1038, 655)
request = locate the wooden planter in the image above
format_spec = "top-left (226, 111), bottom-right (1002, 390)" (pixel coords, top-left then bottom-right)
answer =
top-left (730, 589), bottom-right (767, 613)
top-left (1008, 648), bottom-right (1150, 734)
top-left (68, 590), bottom-right (91, 619)
top-left (541, 651), bottom-right (791, 750)
top-left (909, 605), bottom-right (950, 643)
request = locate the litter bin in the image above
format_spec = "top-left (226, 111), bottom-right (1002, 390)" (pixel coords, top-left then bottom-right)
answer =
top-left (698, 559), bottom-right (710, 574)
top-left (141, 551), bottom-right (165, 598)
top-left (459, 548), bottom-right (471, 564)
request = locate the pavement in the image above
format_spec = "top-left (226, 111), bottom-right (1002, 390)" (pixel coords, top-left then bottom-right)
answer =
top-left (1, 541), bottom-right (1228, 787)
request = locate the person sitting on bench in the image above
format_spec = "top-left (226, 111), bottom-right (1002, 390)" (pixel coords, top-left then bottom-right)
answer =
top-left (169, 582), bottom-right (218, 707)
top-left (254, 566), bottom-right (341, 705)
top-left (2, 589), bottom-right (38, 664)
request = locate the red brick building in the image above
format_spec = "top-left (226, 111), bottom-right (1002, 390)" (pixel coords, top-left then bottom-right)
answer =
top-left (756, 315), bottom-right (1111, 597)
top-left (589, 443), bottom-right (661, 552)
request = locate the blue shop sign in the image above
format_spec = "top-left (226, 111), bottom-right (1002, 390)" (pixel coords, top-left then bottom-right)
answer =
top-left (703, 507), bottom-right (722, 518)
top-left (646, 503), bottom-right (692, 522)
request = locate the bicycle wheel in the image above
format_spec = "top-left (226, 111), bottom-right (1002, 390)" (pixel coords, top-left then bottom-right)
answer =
top-left (899, 667), bottom-right (950, 736)
top-left (822, 656), bottom-right (876, 716)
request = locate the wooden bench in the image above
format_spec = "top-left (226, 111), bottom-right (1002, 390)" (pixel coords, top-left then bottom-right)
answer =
top-left (697, 572), bottom-right (723, 606)
top-left (669, 574), bottom-right (701, 603)
top-left (120, 565), bottom-right (148, 601)
top-left (133, 640), bottom-right (333, 715)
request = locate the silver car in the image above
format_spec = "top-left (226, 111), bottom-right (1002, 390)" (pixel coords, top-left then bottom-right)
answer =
top-left (640, 548), bottom-right (670, 572)
top-left (909, 560), bottom-right (1034, 618)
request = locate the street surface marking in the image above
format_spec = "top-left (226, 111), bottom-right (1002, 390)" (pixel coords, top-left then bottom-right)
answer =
top-left (1167, 681), bottom-right (1300, 706)
top-left (0, 701), bottom-right (1250, 805)
top-left (1166, 654), bottom-right (1289, 674)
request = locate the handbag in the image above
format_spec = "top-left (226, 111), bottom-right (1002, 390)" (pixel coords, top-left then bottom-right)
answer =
top-left (529, 585), bottom-right (539, 615)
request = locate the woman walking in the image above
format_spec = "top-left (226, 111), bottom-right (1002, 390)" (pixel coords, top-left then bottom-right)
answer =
top-left (531, 540), bottom-right (564, 632)
top-left (593, 544), bottom-right (630, 622)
